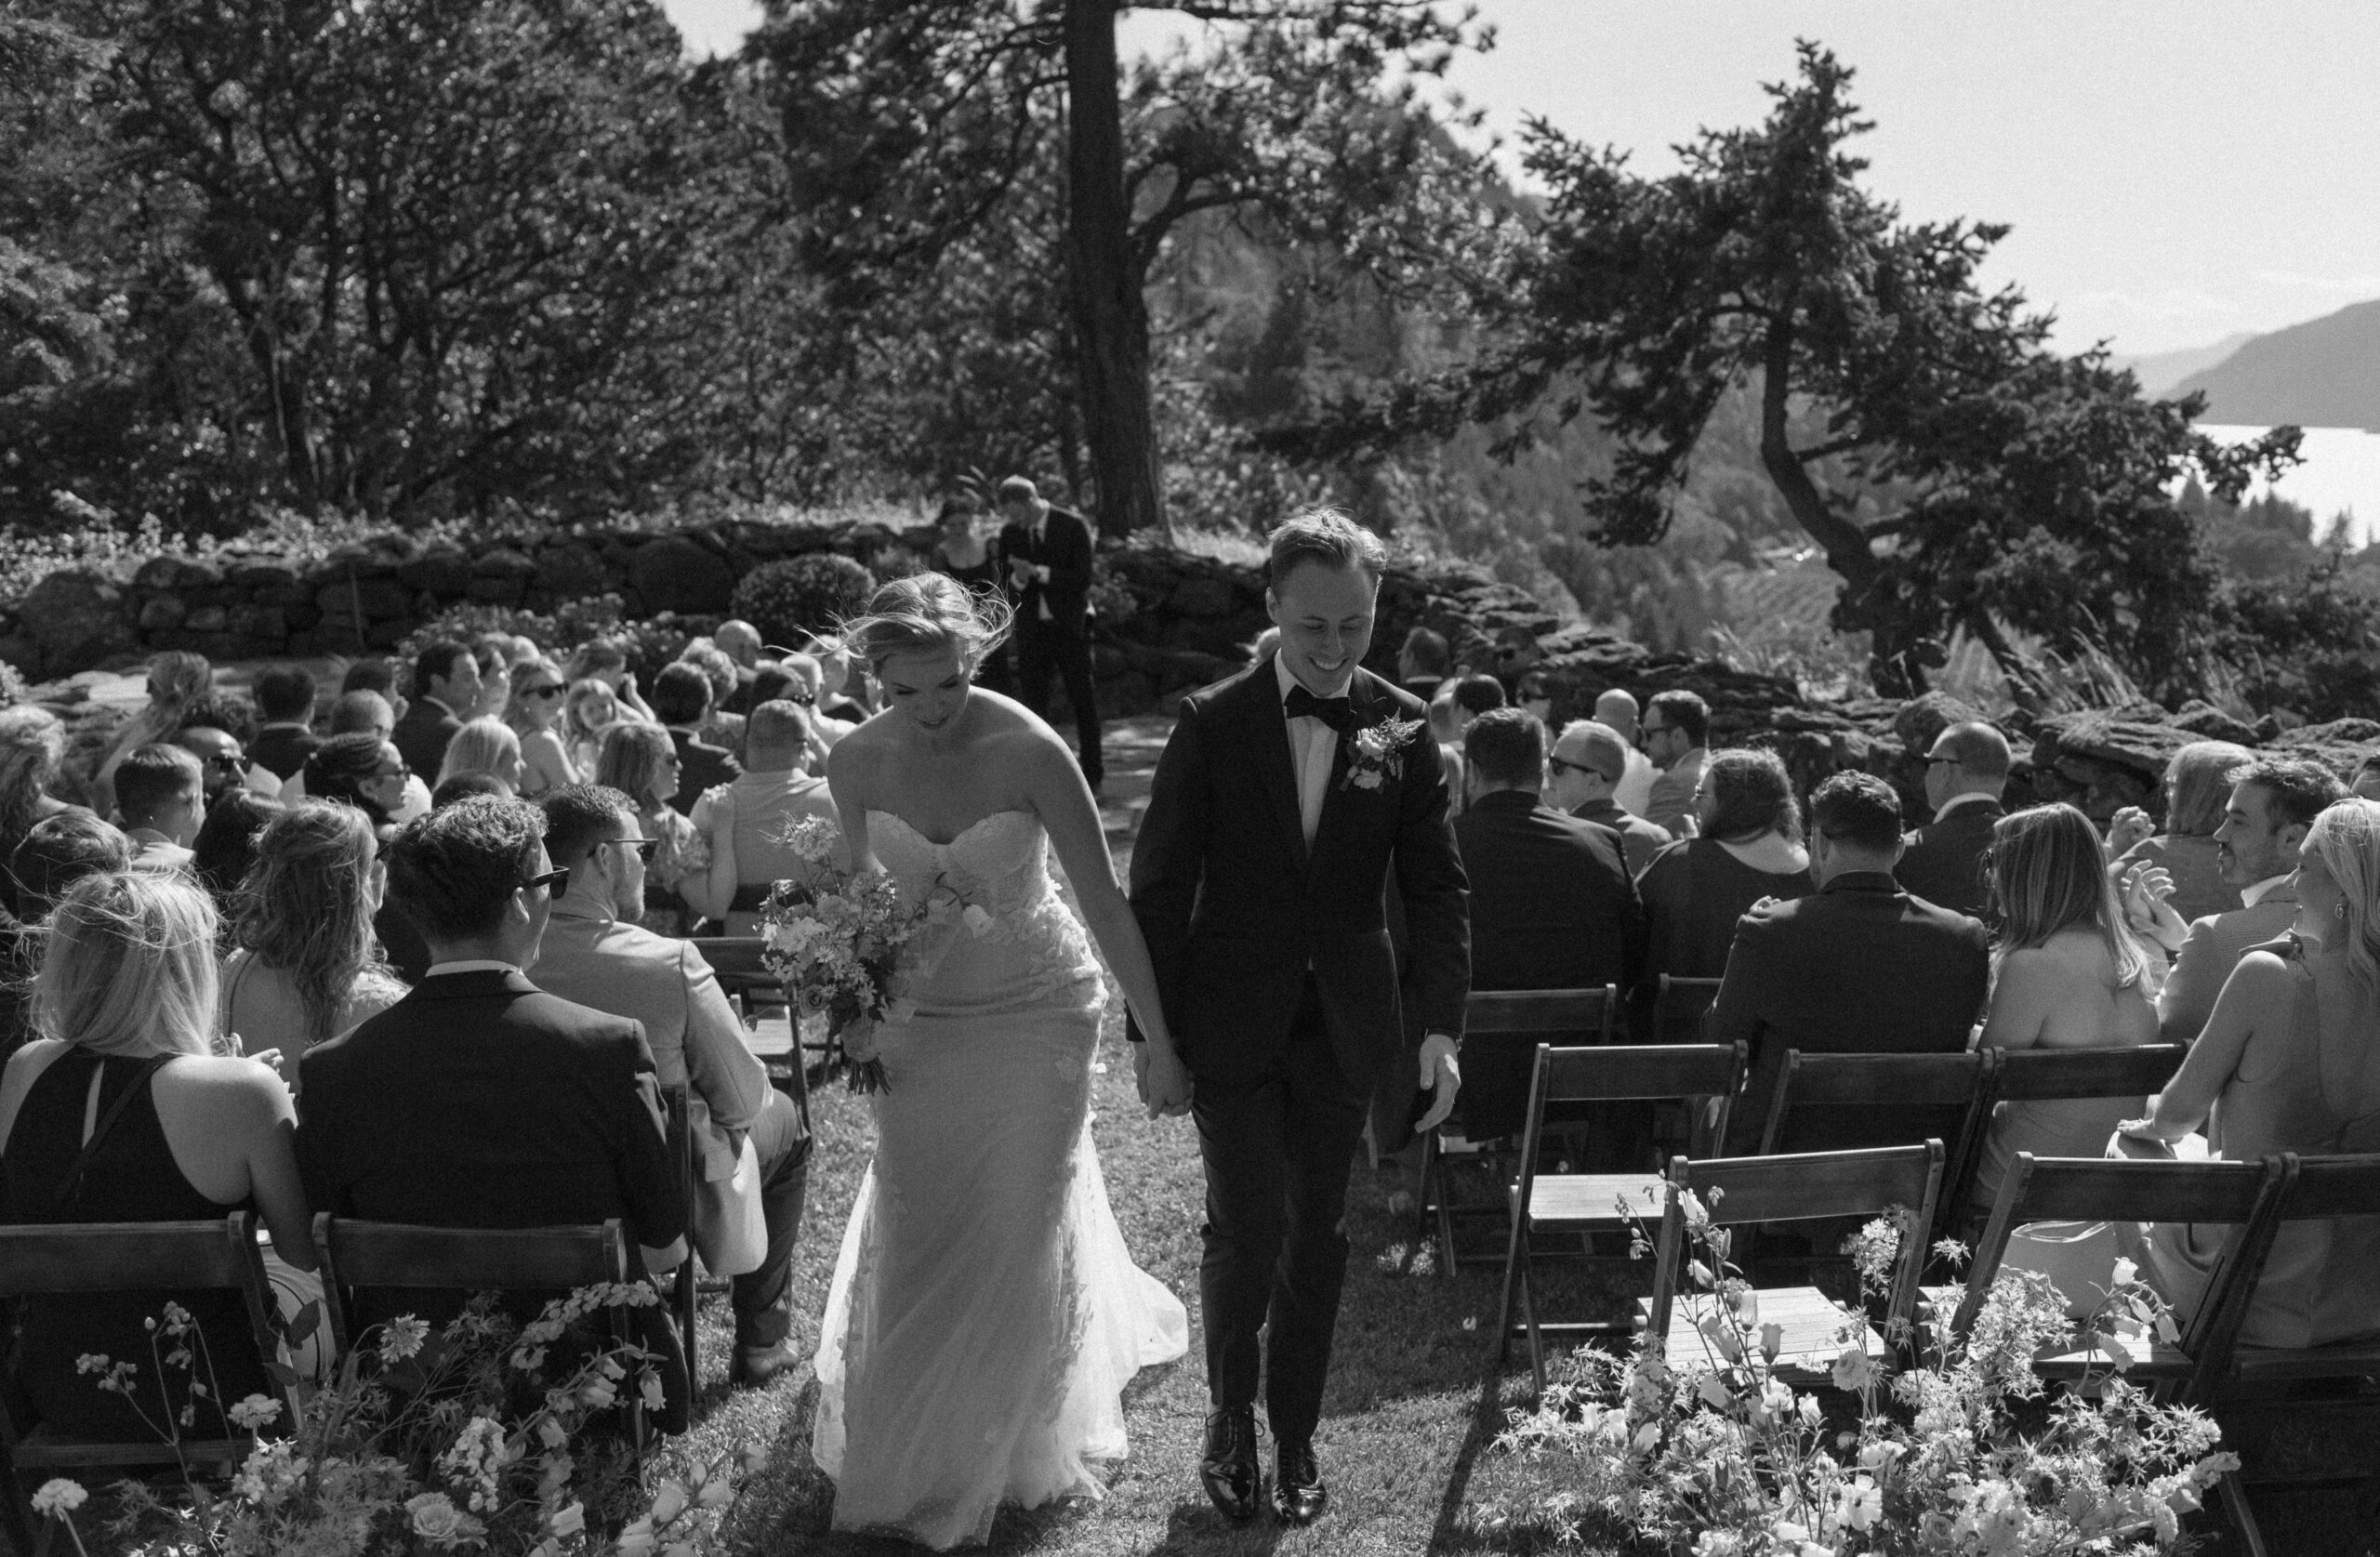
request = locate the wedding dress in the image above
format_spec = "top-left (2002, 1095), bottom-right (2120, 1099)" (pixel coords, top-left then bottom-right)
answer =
top-left (812, 809), bottom-right (1189, 1549)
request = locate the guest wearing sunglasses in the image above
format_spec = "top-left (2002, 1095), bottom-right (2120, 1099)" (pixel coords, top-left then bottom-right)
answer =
top-left (502, 659), bottom-right (579, 798)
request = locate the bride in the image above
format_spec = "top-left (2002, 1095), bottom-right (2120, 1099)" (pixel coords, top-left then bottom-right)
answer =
top-left (810, 572), bottom-right (1196, 1549)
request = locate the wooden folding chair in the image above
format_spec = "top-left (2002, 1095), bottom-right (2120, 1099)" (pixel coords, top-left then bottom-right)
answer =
top-left (1758, 1049), bottom-right (1997, 1235)
top-left (691, 935), bottom-right (814, 1099)
top-left (1641, 1141), bottom-right (1944, 1392)
top-left (311, 1215), bottom-right (648, 1450)
top-left (0, 1213), bottom-right (286, 1557)
top-left (660, 1085), bottom-right (699, 1380)
top-left (1498, 1040), bottom-right (1749, 1392)
top-left (1649, 974), bottom-right (1723, 1044)
top-left (2186, 1151), bottom-right (2380, 1557)
top-left (1418, 987), bottom-right (1615, 1276)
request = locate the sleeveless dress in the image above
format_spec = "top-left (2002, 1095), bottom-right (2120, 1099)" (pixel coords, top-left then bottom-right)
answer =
top-left (811, 810), bottom-right (1188, 1550)
top-left (2, 1049), bottom-right (276, 1438)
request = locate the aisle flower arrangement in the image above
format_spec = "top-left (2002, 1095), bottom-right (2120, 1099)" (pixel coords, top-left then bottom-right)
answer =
top-left (1485, 1195), bottom-right (2238, 1555)
top-left (37, 1285), bottom-right (763, 1556)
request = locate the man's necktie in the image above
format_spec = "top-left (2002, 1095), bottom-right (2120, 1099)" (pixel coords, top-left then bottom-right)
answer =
top-left (1284, 685), bottom-right (1358, 734)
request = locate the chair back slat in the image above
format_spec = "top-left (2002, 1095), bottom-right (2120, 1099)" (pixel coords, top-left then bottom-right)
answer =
top-left (1673, 1141), bottom-right (1944, 1228)
top-left (316, 1217), bottom-right (629, 1293)
top-left (1540, 1043), bottom-right (1744, 1104)
top-left (689, 936), bottom-right (774, 986)
top-left (1465, 986), bottom-right (1616, 1042)
top-left (1773, 1051), bottom-right (1988, 1109)
top-left (1650, 975), bottom-right (1723, 1045)
top-left (0, 1216), bottom-right (258, 1294)
top-left (2265, 1152), bottom-right (2380, 1220)
top-left (1990, 1045), bottom-right (2187, 1103)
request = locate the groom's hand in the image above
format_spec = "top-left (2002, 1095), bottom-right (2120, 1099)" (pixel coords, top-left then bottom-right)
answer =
top-left (1413, 1033), bottom-right (1461, 1133)
top-left (1132, 1041), bottom-right (1195, 1121)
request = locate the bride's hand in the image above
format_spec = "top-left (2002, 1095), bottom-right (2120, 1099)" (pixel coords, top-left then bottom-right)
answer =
top-left (1133, 1042), bottom-right (1193, 1121)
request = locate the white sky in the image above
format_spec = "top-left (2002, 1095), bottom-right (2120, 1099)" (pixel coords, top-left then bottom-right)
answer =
top-left (662, 0), bottom-right (2380, 358)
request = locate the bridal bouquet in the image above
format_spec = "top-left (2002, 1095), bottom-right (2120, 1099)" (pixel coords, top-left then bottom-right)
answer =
top-left (757, 815), bottom-right (951, 1094)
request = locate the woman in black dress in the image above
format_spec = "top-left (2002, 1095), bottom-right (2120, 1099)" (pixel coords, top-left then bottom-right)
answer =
top-left (1635, 747), bottom-right (1816, 1026)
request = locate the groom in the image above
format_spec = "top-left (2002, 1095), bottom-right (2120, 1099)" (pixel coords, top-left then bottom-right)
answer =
top-left (1129, 508), bottom-right (1470, 1524)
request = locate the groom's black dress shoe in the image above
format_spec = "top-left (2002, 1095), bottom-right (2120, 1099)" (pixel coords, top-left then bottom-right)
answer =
top-left (1200, 1407), bottom-right (1261, 1523)
top-left (1272, 1439), bottom-right (1327, 1524)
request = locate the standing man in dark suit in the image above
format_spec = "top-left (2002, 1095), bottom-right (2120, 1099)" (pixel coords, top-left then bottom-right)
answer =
top-left (1707, 772), bottom-right (1990, 1155)
top-left (995, 475), bottom-right (1103, 789)
top-left (297, 795), bottom-right (689, 1428)
top-left (1897, 720), bottom-right (2011, 918)
top-left (1130, 509), bottom-right (1468, 1525)
top-left (651, 663), bottom-right (742, 817)
top-left (392, 640), bottom-right (479, 783)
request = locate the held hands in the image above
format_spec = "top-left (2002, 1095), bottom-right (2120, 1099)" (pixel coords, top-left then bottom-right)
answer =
top-left (1413, 1032), bottom-right (1462, 1133)
top-left (1132, 1040), bottom-right (1194, 1121)
top-left (2107, 806), bottom-right (2155, 857)
top-left (2120, 862), bottom-right (2189, 952)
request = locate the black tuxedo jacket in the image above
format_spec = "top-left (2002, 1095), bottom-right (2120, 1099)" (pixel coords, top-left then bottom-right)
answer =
top-left (391, 696), bottom-right (463, 785)
top-left (1129, 658), bottom-right (1470, 1089)
top-left (997, 505), bottom-right (1094, 631)
top-left (1455, 791), bottom-right (1644, 997)
top-left (1897, 798), bottom-right (2005, 920)
top-left (667, 727), bottom-right (742, 817)
top-left (1705, 871), bottom-right (1990, 1154)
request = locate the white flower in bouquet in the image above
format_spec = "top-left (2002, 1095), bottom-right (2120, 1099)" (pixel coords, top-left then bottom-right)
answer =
top-left (30, 1479), bottom-right (86, 1518)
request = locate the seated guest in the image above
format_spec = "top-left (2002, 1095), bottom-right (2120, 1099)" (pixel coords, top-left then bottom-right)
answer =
top-left (1636, 747), bottom-right (1814, 1022)
top-left (2352, 749), bottom-right (2380, 803)
top-left (652, 663), bottom-right (741, 815)
top-left (1545, 719), bottom-right (1672, 877)
top-left (115, 744), bottom-right (205, 872)
top-left (714, 619), bottom-right (765, 714)
top-left (1706, 772), bottom-right (1990, 1154)
top-left (175, 698), bottom-right (271, 804)
top-left (0, 871), bottom-right (311, 1441)
top-left (2109, 741), bottom-right (2254, 929)
top-left (431, 772), bottom-right (508, 810)
top-left (435, 716), bottom-right (524, 798)
top-left (1593, 689), bottom-right (1659, 820)
top-left (224, 802), bottom-right (408, 1078)
top-left (1897, 720), bottom-right (2011, 918)
top-left (562, 678), bottom-right (624, 780)
top-left (284, 692), bottom-right (430, 822)
top-left (802, 634), bottom-right (872, 724)
top-left (595, 721), bottom-right (725, 936)
top-left (2135, 758), bottom-right (2342, 1044)
top-left (192, 790), bottom-right (283, 916)
top-left (2121, 798), bottom-right (2380, 1350)
top-left (566, 639), bottom-right (659, 724)
top-left (501, 659), bottom-right (577, 798)
top-left (1396, 626), bottom-right (1450, 703)
top-left (1638, 689), bottom-right (1711, 837)
top-left (0, 815), bottom-right (130, 1058)
top-left (338, 655), bottom-right (403, 713)
top-left (249, 664), bottom-right (321, 781)
top-left (1514, 670), bottom-right (1553, 727)
top-left (300, 732), bottom-right (409, 838)
top-left (679, 643), bottom-right (748, 756)
top-left (465, 637), bottom-right (512, 721)
top-left (692, 701), bottom-right (840, 935)
top-left (297, 797), bottom-right (688, 1426)
top-left (394, 640), bottom-right (480, 780)
top-left (94, 650), bottom-right (213, 818)
top-left (531, 785), bottom-right (811, 1386)
top-left (1440, 673), bottom-right (1507, 817)
top-left (0, 706), bottom-right (76, 917)
top-left (1969, 804), bottom-right (2158, 1213)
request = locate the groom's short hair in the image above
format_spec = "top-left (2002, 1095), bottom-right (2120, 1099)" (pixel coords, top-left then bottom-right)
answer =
top-left (1268, 508), bottom-right (1384, 586)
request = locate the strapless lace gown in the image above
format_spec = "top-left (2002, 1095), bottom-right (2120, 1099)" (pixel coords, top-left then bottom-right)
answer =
top-left (811, 810), bottom-right (1188, 1549)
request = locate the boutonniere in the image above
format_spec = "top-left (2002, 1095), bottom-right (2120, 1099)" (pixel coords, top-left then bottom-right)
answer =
top-left (1342, 716), bottom-right (1427, 791)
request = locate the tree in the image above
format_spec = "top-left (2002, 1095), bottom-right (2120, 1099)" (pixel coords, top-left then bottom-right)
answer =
top-left (1272, 43), bottom-right (2297, 696)
top-left (754, 0), bottom-right (1494, 536)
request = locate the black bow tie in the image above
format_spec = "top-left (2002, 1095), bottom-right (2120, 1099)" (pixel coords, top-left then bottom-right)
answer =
top-left (1284, 685), bottom-right (1357, 734)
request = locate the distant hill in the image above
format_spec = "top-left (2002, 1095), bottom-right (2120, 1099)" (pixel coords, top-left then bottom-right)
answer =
top-left (2118, 333), bottom-right (2253, 397)
top-left (2173, 299), bottom-right (2380, 429)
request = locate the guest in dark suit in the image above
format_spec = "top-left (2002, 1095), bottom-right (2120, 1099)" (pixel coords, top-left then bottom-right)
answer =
top-left (650, 663), bottom-right (741, 817)
top-left (391, 640), bottom-right (479, 784)
top-left (1897, 720), bottom-right (2011, 918)
top-left (1395, 627), bottom-right (1451, 704)
top-left (1706, 772), bottom-right (1990, 1155)
top-left (1451, 708), bottom-right (1644, 1149)
top-left (249, 665), bottom-right (321, 782)
top-left (996, 475), bottom-right (1103, 788)
top-left (297, 795), bottom-right (688, 1429)
top-left (1544, 719), bottom-right (1673, 877)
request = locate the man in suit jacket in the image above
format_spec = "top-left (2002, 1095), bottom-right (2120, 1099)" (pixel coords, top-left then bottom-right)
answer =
top-left (1639, 689), bottom-right (1710, 837)
top-left (1546, 719), bottom-right (1673, 877)
top-left (1707, 772), bottom-right (1990, 1155)
top-left (2142, 757), bottom-right (2342, 1043)
top-left (392, 640), bottom-right (479, 782)
top-left (248, 664), bottom-right (321, 782)
top-left (1593, 690), bottom-right (1660, 819)
top-left (1454, 708), bottom-right (1644, 1148)
top-left (1130, 510), bottom-right (1468, 1524)
top-left (651, 663), bottom-right (741, 816)
top-left (530, 785), bottom-right (810, 1385)
top-left (1897, 721), bottom-right (2010, 918)
top-left (996, 475), bottom-right (1103, 788)
top-left (298, 795), bottom-right (689, 1428)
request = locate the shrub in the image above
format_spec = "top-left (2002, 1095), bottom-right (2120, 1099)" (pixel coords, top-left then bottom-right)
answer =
top-left (729, 554), bottom-right (875, 650)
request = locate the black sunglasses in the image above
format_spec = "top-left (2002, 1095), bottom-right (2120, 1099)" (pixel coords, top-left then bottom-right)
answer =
top-left (522, 867), bottom-right (570, 897)
top-left (604, 838), bottom-right (660, 862)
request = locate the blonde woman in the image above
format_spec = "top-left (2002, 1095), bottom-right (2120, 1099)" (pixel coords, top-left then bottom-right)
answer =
top-left (0, 706), bottom-right (75, 915)
top-left (2121, 798), bottom-right (2380, 1349)
top-left (435, 716), bottom-right (524, 798)
top-left (0, 871), bottom-right (311, 1438)
top-left (1970, 803), bottom-right (2159, 1214)
top-left (593, 721), bottom-right (730, 934)
top-left (94, 650), bottom-right (213, 817)
top-left (501, 659), bottom-right (577, 798)
top-left (562, 678), bottom-right (623, 780)
top-left (222, 802), bottom-right (408, 1077)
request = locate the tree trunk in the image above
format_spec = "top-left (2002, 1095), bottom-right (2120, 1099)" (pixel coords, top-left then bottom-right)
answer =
top-left (1060, 0), bottom-right (1163, 537)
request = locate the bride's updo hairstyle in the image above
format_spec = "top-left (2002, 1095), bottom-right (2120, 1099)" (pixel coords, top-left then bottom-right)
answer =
top-left (840, 572), bottom-right (1014, 678)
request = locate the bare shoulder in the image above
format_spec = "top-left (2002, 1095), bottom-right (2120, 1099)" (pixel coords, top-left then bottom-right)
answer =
top-left (156, 1054), bottom-right (293, 1120)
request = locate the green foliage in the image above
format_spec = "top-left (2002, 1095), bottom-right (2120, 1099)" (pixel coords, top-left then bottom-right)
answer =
top-left (729, 554), bottom-right (877, 650)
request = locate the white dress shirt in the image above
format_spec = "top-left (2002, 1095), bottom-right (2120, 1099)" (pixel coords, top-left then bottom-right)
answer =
top-left (424, 959), bottom-right (521, 978)
top-left (1276, 654), bottom-right (1350, 847)
top-left (2239, 873), bottom-right (2294, 909)
top-left (1933, 791), bottom-right (2000, 822)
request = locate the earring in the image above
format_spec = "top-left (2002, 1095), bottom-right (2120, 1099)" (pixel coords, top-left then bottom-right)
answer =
top-left (2335, 903), bottom-right (2348, 922)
